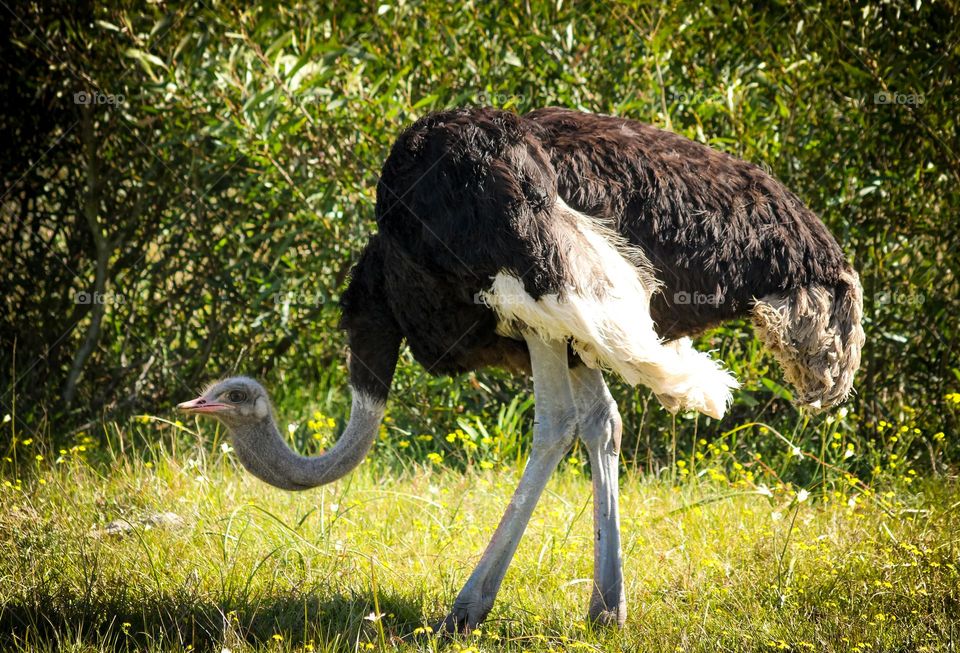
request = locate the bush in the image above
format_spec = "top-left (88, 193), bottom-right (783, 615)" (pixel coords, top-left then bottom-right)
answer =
top-left (1, 0), bottom-right (957, 467)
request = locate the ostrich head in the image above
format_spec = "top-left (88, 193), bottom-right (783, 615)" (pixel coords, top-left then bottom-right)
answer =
top-left (177, 376), bottom-right (271, 427)
top-left (178, 376), bottom-right (385, 491)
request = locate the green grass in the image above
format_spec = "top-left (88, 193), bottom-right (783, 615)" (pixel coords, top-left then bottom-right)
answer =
top-left (1, 423), bottom-right (958, 653)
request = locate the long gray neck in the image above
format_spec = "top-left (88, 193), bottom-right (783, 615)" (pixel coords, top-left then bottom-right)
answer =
top-left (229, 391), bottom-right (385, 491)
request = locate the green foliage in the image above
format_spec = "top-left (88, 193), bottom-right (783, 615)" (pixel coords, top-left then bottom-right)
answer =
top-left (1, 0), bottom-right (958, 472)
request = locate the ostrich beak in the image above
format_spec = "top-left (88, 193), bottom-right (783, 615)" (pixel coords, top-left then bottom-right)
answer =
top-left (177, 396), bottom-right (228, 414)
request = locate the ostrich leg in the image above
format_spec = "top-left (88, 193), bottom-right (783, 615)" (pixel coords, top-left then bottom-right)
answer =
top-left (570, 366), bottom-right (626, 626)
top-left (439, 335), bottom-right (577, 633)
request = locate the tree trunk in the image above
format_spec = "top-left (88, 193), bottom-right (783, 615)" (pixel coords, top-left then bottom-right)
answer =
top-left (62, 101), bottom-right (110, 408)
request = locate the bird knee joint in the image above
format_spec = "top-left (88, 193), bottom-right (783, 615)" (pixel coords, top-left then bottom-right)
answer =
top-left (579, 402), bottom-right (622, 453)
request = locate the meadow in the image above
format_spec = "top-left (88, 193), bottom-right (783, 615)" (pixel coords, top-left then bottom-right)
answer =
top-left (2, 398), bottom-right (958, 652)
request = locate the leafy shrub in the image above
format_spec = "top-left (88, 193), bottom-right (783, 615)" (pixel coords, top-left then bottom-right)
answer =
top-left (1, 0), bottom-right (957, 471)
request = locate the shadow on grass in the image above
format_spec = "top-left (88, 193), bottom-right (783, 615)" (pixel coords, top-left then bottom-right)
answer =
top-left (0, 585), bottom-right (434, 651)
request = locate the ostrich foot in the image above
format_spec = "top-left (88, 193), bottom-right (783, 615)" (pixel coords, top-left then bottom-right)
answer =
top-left (436, 595), bottom-right (492, 635)
top-left (588, 603), bottom-right (627, 627)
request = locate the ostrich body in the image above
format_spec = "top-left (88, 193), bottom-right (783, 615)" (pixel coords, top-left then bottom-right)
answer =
top-left (179, 107), bottom-right (864, 630)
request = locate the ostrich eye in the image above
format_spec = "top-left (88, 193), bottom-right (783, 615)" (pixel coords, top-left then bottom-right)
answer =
top-left (226, 390), bottom-right (247, 403)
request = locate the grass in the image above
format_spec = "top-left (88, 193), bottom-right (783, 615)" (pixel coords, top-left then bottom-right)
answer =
top-left (1, 417), bottom-right (958, 653)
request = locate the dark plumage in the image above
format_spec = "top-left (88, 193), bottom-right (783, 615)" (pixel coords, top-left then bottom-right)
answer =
top-left (341, 107), bottom-right (863, 407)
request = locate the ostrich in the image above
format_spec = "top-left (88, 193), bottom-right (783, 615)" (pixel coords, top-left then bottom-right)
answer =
top-left (179, 107), bottom-right (864, 631)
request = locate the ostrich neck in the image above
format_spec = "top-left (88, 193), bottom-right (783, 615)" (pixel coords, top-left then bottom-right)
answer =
top-left (230, 392), bottom-right (385, 491)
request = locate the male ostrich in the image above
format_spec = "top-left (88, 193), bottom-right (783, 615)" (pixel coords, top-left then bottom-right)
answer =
top-left (179, 107), bottom-right (864, 630)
